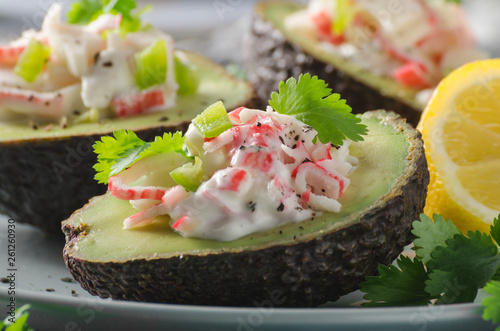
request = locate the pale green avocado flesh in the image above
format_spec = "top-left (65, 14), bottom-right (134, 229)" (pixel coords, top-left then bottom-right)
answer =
top-left (0, 51), bottom-right (254, 141)
top-left (65, 113), bottom-right (409, 262)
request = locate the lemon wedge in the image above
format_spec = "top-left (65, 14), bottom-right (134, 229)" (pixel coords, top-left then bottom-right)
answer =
top-left (417, 59), bottom-right (500, 234)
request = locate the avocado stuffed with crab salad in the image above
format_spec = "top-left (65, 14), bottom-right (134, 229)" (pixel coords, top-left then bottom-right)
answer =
top-left (244, 0), bottom-right (488, 125)
top-left (0, 0), bottom-right (256, 234)
top-left (62, 74), bottom-right (429, 307)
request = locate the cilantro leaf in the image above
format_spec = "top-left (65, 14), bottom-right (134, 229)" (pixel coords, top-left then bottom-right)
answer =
top-left (67, 0), bottom-right (145, 32)
top-left (490, 214), bottom-right (500, 245)
top-left (103, 0), bottom-right (136, 20)
top-left (109, 143), bottom-right (151, 177)
top-left (67, 0), bottom-right (103, 25)
top-left (93, 130), bottom-right (187, 184)
top-left (412, 213), bottom-right (460, 263)
top-left (1, 304), bottom-right (33, 331)
top-left (93, 129), bottom-right (146, 184)
top-left (139, 131), bottom-right (186, 159)
top-left (269, 74), bottom-right (368, 146)
top-left (425, 231), bottom-right (500, 304)
top-left (360, 256), bottom-right (433, 306)
top-left (483, 280), bottom-right (500, 326)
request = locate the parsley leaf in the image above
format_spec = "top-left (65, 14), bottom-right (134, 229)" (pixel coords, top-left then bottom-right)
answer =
top-left (412, 213), bottom-right (460, 263)
top-left (269, 74), bottom-right (368, 146)
top-left (67, 0), bottom-right (103, 25)
top-left (139, 131), bottom-right (186, 159)
top-left (1, 304), bottom-right (33, 331)
top-left (425, 231), bottom-right (500, 304)
top-left (93, 130), bottom-right (186, 184)
top-left (490, 215), bottom-right (500, 245)
top-left (360, 256), bottom-right (433, 306)
top-left (483, 280), bottom-right (500, 327)
top-left (93, 129), bottom-right (145, 184)
top-left (67, 0), bottom-right (145, 33)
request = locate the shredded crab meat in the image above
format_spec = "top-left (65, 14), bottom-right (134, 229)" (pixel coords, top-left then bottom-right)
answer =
top-left (0, 3), bottom-right (178, 122)
top-left (285, 0), bottom-right (487, 93)
top-left (111, 107), bottom-right (358, 241)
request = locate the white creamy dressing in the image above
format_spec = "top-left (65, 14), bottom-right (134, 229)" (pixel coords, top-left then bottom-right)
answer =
top-left (119, 107), bottom-right (358, 241)
top-left (0, 3), bottom-right (177, 122)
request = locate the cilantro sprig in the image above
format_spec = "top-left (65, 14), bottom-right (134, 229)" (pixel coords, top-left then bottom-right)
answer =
top-left (1, 304), bottom-right (33, 331)
top-left (360, 213), bottom-right (500, 329)
top-left (269, 74), bottom-right (368, 146)
top-left (67, 0), bottom-right (150, 34)
top-left (93, 129), bottom-right (186, 184)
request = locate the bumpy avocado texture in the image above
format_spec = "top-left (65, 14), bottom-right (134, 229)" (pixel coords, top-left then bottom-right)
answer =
top-left (62, 110), bottom-right (429, 307)
top-left (0, 51), bottom-right (256, 234)
top-left (244, 2), bottom-right (423, 126)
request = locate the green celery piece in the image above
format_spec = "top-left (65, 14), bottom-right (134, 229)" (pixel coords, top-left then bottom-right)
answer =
top-left (135, 39), bottom-right (167, 90)
top-left (14, 39), bottom-right (51, 83)
top-left (192, 101), bottom-right (233, 138)
top-left (170, 156), bottom-right (203, 192)
top-left (332, 0), bottom-right (354, 35)
top-left (174, 55), bottom-right (200, 96)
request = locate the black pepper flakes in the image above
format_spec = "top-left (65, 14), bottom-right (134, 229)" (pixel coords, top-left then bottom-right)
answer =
top-left (247, 201), bottom-right (257, 212)
top-left (158, 116), bottom-right (169, 122)
top-left (279, 230), bottom-right (283, 234)
top-left (256, 122), bottom-right (262, 127)
top-left (102, 61), bottom-right (113, 67)
top-left (28, 95), bottom-right (34, 102)
top-left (277, 202), bottom-right (284, 212)
top-left (299, 226), bottom-right (304, 230)
top-left (294, 135), bottom-right (299, 141)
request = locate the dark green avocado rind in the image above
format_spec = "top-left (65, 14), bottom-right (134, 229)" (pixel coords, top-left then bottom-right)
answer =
top-left (62, 110), bottom-right (429, 307)
top-left (244, 2), bottom-right (423, 126)
top-left (0, 51), bottom-right (257, 235)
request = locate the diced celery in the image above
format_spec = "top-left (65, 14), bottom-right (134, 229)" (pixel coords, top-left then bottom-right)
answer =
top-left (174, 55), bottom-right (199, 96)
top-left (170, 156), bottom-right (203, 192)
top-left (135, 39), bottom-right (167, 90)
top-left (332, 0), bottom-right (354, 35)
top-left (14, 39), bottom-right (51, 83)
top-left (192, 101), bottom-right (233, 138)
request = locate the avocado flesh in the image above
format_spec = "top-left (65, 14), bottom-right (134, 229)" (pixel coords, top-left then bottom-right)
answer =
top-left (244, 2), bottom-right (422, 125)
top-left (0, 51), bottom-right (256, 234)
top-left (63, 111), bottom-right (429, 306)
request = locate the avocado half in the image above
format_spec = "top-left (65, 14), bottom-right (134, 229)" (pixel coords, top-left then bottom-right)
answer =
top-left (0, 51), bottom-right (256, 234)
top-left (62, 110), bottom-right (429, 307)
top-left (244, 2), bottom-right (423, 126)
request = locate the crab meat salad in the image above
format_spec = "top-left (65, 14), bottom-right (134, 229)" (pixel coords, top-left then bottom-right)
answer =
top-left (93, 74), bottom-right (368, 241)
top-left (0, 0), bottom-right (199, 124)
top-left (286, 0), bottom-right (488, 102)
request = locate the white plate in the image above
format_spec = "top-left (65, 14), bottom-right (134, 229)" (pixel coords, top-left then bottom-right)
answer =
top-left (0, 214), bottom-right (496, 331)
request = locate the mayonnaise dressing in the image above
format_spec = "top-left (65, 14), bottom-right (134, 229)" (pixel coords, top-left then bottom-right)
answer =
top-left (121, 107), bottom-right (358, 242)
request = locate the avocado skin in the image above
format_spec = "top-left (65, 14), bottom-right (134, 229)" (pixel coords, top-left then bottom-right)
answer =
top-left (62, 111), bottom-right (429, 307)
top-left (244, 3), bottom-right (422, 126)
top-left (0, 124), bottom-right (187, 235)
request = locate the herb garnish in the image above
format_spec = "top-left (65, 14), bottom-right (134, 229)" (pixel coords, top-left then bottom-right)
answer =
top-left (93, 130), bottom-right (186, 184)
top-left (67, 0), bottom-right (151, 34)
top-left (360, 213), bottom-right (500, 328)
top-left (269, 74), bottom-right (368, 146)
